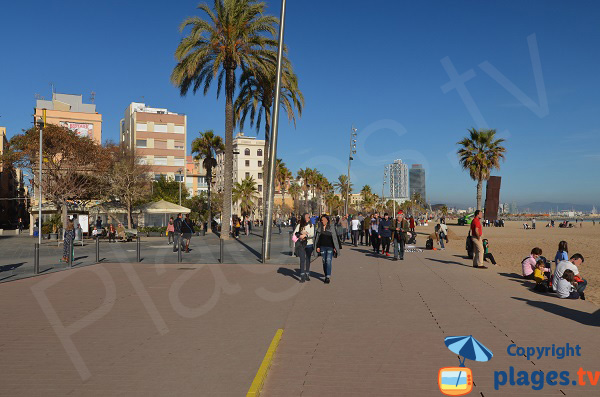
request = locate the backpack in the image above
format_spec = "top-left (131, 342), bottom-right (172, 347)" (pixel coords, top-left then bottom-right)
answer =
top-left (426, 238), bottom-right (434, 250)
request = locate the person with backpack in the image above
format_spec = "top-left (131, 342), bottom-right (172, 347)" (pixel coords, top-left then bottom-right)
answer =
top-left (172, 213), bottom-right (183, 253)
top-left (378, 213), bottom-right (392, 256)
top-left (392, 211), bottom-right (409, 261)
top-left (369, 213), bottom-right (381, 254)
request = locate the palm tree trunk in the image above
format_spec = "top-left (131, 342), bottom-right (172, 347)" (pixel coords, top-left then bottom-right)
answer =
top-left (476, 179), bottom-right (483, 211)
top-left (207, 167), bottom-right (212, 233)
top-left (221, 67), bottom-right (235, 240)
top-left (262, 112), bottom-right (271, 220)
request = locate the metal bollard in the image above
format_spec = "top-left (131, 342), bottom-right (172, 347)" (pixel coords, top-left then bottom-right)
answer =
top-left (95, 237), bottom-right (100, 263)
top-left (68, 242), bottom-right (73, 268)
top-left (136, 236), bottom-right (141, 262)
top-left (34, 243), bottom-right (40, 274)
top-left (177, 239), bottom-right (182, 263)
top-left (219, 238), bottom-right (224, 263)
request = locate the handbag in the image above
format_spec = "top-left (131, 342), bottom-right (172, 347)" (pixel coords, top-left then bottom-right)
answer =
top-left (292, 233), bottom-right (299, 243)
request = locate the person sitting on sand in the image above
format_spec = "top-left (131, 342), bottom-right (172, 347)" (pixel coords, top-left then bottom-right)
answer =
top-left (521, 247), bottom-right (543, 280)
top-left (553, 254), bottom-right (586, 300)
top-left (533, 259), bottom-right (550, 292)
top-left (554, 241), bottom-right (568, 268)
top-left (556, 269), bottom-right (580, 299)
top-left (482, 239), bottom-right (496, 265)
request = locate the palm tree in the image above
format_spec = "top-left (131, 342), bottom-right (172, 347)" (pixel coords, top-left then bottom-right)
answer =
top-left (288, 183), bottom-right (301, 213)
top-left (275, 159), bottom-right (292, 213)
top-left (191, 130), bottom-right (224, 231)
top-left (334, 175), bottom-right (353, 212)
top-left (232, 176), bottom-right (258, 216)
top-left (235, 59), bottom-right (304, 207)
top-left (297, 168), bottom-right (312, 212)
top-left (171, 0), bottom-right (277, 240)
top-left (457, 128), bottom-right (506, 210)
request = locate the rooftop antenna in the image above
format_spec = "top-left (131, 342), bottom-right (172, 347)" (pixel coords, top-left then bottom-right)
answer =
top-left (50, 82), bottom-right (55, 97)
top-left (34, 93), bottom-right (44, 100)
top-left (90, 91), bottom-right (96, 103)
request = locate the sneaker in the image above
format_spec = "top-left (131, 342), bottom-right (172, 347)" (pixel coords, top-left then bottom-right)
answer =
top-left (306, 274), bottom-right (311, 281)
top-left (392, 258), bottom-right (398, 261)
top-left (324, 277), bottom-right (331, 284)
top-left (385, 252), bottom-right (390, 257)
top-left (299, 274), bottom-right (305, 283)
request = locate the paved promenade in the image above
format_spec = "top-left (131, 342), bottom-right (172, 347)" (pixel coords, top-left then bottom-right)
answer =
top-left (0, 240), bottom-right (598, 396)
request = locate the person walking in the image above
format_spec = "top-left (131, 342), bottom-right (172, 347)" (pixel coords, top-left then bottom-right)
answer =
top-left (350, 215), bottom-right (360, 247)
top-left (293, 213), bottom-right (315, 283)
top-left (363, 213), bottom-right (371, 246)
top-left (370, 213), bottom-right (381, 254)
top-left (17, 218), bottom-right (24, 234)
top-left (62, 218), bottom-right (75, 262)
top-left (276, 216), bottom-right (282, 234)
top-left (470, 210), bottom-right (486, 268)
top-left (181, 214), bottom-right (195, 253)
top-left (437, 220), bottom-right (448, 250)
top-left (392, 211), bottom-right (409, 261)
top-left (378, 213), bottom-right (392, 256)
top-left (340, 215), bottom-right (348, 244)
top-left (173, 213), bottom-right (183, 252)
top-left (167, 217), bottom-right (175, 245)
top-left (315, 214), bottom-right (340, 284)
top-left (409, 215), bottom-right (416, 233)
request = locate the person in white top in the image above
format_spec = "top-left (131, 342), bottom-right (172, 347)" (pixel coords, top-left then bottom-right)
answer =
top-left (293, 213), bottom-right (315, 283)
top-left (553, 253), bottom-right (586, 299)
top-left (350, 216), bottom-right (360, 247)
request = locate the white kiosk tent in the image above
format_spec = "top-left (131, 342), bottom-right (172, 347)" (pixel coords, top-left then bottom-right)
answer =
top-left (138, 200), bottom-right (191, 227)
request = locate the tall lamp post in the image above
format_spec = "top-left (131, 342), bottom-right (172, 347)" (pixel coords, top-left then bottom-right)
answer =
top-left (177, 168), bottom-right (183, 206)
top-left (35, 109), bottom-right (46, 245)
top-left (344, 126), bottom-right (357, 216)
top-left (261, 0), bottom-right (287, 262)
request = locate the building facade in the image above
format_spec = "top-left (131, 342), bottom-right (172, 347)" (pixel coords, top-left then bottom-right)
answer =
top-left (185, 156), bottom-right (209, 197)
top-left (120, 103), bottom-right (187, 182)
top-left (409, 164), bottom-right (426, 202)
top-left (0, 128), bottom-right (27, 227)
top-left (386, 159), bottom-right (409, 201)
top-left (35, 93), bottom-right (102, 143)
top-left (215, 133), bottom-right (265, 216)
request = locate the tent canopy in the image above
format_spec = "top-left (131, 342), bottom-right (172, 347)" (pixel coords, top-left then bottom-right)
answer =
top-left (139, 200), bottom-right (191, 214)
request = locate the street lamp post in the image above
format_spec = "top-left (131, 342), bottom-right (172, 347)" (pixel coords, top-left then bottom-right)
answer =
top-left (344, 126), bottom-right (357, 216)
top-left (261, 0), bottom-right (287, 262)
top-left (36, 109), bottom-right (46, 245)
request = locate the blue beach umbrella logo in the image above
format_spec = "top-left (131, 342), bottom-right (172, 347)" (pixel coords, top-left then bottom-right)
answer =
top-left (438, 336), bottom-right (493, 396)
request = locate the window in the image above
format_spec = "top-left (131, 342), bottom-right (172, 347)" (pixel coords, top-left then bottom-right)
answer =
top-left (197, 176), bottom-right (207, 186)
top-left (258, 160), bottom-right (262, 167)
top-left (258, 173), bottom-right (263, 179)
top-left (137, 157), bottom-right (148, 165)
top-left (154, 140), bottom-right (167, 149)
top-left (154, 174), bottom-right (165, 181)
top-left (174, 141), bottom-right (184, 150)
top-left (245, 172), bottom-right (250, 178)
top-left (174, 125), bottom-right (185, 134)
top-left (174, 157), bottom-right (185, 167)
top-left (245, 160), bottom-right (250, 167)
top-left (136, 139), bottom-right (147, 148)
top-left (154, 124), bottom-right (167, 133)
top-left (244, 148), bottom-right (250, 156)
top-left (154, 157), bottom-right (167, 166)
top-left (258, 185), bottom-right (262, 192)
top-left (174, 174), bottom-right (184, 182)
top-left (136, 123), bottom-right (147, 131)
top-left (257, 149), bottom-right (263, 157)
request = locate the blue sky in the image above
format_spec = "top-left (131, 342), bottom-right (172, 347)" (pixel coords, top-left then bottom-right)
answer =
top-left (1, 0), bottom-right (599, 207)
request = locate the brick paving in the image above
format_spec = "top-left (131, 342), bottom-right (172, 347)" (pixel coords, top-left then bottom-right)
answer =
top-left (0, 241), bottom-right (598, 396)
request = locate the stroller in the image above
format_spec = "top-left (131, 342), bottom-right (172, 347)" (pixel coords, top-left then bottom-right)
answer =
top-left (406, 232), bottom-right (417, 245)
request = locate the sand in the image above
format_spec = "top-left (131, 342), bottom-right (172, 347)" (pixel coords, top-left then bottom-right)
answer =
top-left (418, 220), bottom-right (600, 305)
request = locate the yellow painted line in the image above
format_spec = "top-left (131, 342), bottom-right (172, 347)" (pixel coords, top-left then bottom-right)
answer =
top-left (247, 329), bottom-right (284, 397)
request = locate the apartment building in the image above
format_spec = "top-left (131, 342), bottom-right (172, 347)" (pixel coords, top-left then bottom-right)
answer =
top-left (215, 133), bottom-right (265, 215)
top-left (120, 103), bottom-right (187, 182)
top-left (185, 156), bottom-right (209, 197)
top-left (35, 93), bottom-right (102, 143)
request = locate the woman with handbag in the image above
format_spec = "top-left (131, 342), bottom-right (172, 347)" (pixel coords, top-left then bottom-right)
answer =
top-left (293, 213), bottom-right (315, 283)
top-left (315, 214), bottom-right (340, 284)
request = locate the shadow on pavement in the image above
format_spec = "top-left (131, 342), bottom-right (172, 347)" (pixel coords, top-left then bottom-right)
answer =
top-left (277, 267), bottom-right (300, 281)
top-left (512, 297), bottom-right (600, 326)
top-left (425, 257), bottom-right (472, 267)
top-left (0, 262), bottom-right (26, 272)
top-left (234, 237), bottom-right (261, 261)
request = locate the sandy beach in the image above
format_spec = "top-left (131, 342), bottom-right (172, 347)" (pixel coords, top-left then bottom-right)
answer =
top-left (419, 220), bottom-right (600, 305)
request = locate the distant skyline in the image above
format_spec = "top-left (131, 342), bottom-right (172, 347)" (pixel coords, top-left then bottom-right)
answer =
top-left (1, 0), bottom-right (599, 207)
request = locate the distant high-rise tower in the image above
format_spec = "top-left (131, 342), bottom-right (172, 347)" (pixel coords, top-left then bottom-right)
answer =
top-left (409, 164), bottom-right (426, 202)
top-left (386, 159), bottom-right (409, 200)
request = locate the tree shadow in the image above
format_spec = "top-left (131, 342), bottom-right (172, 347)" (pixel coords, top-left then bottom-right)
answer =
top-left (425, 257), bottom-right (472, 267)
top-left (0, 262), bottom-right (25, 272)
top-left (512, 297), bottom-right (600, 326)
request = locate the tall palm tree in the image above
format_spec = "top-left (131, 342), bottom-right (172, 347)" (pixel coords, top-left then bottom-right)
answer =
top-left (457, 128), bottom-right (506, 211)
top-left (334, 174), bottom-right (353, 212)
top-left (297, 168), bottom-right (312, 212)
top-left (171, 0), bottom-right (277, 240)
top-left (275, 159), bottom-right (292, 212)
top-left (288, 183), bottom-right (301, 213)
top-left (191, 130), bottom-right (224, 230)
top-left (235, 59), bottom-right (304, 207)
top-left (232, 175), bottom-right (258, 216)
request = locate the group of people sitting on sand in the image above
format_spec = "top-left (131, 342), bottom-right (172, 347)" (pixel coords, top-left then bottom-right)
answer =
top-left (521, 241), bottom-right (587, 300)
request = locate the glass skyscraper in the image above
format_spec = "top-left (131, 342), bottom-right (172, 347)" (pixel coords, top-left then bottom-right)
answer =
top-left (409, 164), bottom-right (426, 202)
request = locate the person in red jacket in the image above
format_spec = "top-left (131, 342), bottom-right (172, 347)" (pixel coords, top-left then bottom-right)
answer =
top-left (470, 210), bottom-right (486, 269)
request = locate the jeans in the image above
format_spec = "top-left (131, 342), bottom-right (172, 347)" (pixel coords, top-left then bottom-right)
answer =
top-left (168, 231), bottom-right (174, 244)
top-left (298, 244), bottom-right (314, 275)
top-left (381, 236), bottom-right (391, 253)
top-left (371, 232), bottom-right (380, 252)
top-left (321, 246), bottom-right (334, 277)
top-left (359, 230), bottom-right (364, 244)
top-left (351, 230), bottom-right (359, 246)
top-left (173, 232), bottom-right (182, 252)
top-left (576, 279), bottom-right (587, 293)
top-left (364, 231), bottom-right (370, 245)
top-left (393, 237), bottom-right (405, 259)
top-left (439, 232), bottom-right (445, 249)
top-left (341, 228), bottom-right (347, 242)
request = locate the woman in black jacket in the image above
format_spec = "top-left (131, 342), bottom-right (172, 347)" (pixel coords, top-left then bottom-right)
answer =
top-left (315, 214), bottom-right (341, 284)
